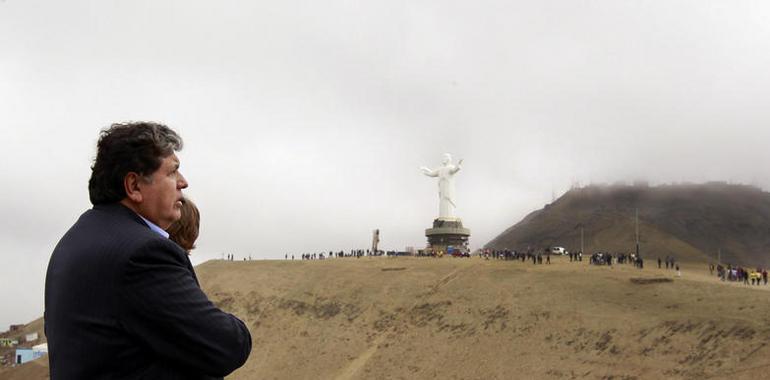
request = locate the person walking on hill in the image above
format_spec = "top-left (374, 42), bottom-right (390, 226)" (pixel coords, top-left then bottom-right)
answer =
top-left (676, 264), bottom-right (681, 277)
top-left (658, 257), bottom-right (662, 269)
top-left (45, 122), bottom-right (251, 379)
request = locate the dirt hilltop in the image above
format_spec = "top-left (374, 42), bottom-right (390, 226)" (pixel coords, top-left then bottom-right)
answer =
top-left (6, 256), bottom-right (770, 379)
top-left (486, 183), bottom-right (770, 267)
top-left (207, 257), bottom-right (769, 379)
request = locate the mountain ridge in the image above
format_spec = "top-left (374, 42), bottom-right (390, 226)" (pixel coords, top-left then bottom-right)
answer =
top-left (486, 183), bottom-right (770, 267)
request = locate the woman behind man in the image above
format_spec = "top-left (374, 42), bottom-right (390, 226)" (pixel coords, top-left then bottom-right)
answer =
top-left (168, 197), bottom-right (200, 254)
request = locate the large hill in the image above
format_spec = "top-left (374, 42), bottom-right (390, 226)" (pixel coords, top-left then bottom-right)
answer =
top-left (486, 183), bottom-right (770, 267)
top-left (3, 257), bottom-right (770, 379)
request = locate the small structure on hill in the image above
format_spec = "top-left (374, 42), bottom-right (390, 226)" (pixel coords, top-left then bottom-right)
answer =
top-left (0, 338), bottom-right (18, 347)
top-left (14, 344), bottom-right (47, 365)
top-left (25, 333), bottom-right (38, 342)
top-left (371, 229), bottom-right (380, 255)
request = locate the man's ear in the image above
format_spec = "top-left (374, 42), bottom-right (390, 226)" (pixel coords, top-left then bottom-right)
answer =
top-left (124, 172), bottom-right (143, 203)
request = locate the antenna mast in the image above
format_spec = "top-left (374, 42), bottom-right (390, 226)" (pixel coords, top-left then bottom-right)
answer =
top-left (635, 208), bottom-right (640, 259)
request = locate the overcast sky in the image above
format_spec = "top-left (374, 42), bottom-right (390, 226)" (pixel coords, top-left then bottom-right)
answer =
top-left (1, 0), bottom-right (769, 329)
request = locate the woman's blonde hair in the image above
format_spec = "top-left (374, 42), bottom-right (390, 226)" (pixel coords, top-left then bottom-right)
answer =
top-left (167, 197), bottom-right (200, 254)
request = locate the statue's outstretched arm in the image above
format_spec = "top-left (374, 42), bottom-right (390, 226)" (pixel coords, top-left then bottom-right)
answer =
top-left (421, 166), bottom-right (438, 177)
top-left (450, 159), bottom-right (463, 174)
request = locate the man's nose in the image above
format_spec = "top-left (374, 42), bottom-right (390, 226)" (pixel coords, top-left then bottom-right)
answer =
top-left (178, 172), bottom-right (189, 189)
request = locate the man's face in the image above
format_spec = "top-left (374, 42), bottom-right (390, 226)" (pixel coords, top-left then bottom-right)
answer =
top-left (137, 153), bottom-right (188, 229)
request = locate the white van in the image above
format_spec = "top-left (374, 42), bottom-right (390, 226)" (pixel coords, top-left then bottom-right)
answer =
top-left (550, 246), bottom-right (568, 255)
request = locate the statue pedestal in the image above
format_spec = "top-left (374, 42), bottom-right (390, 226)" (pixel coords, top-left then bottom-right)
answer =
top-left (425, 218), bottom-right (471, 256)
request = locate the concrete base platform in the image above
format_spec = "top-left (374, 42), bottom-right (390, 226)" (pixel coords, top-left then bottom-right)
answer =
top-left (426, 218), bottom-right (471, 255)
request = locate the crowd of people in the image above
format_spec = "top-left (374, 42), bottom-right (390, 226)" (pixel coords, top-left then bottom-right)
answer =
top-left (567, 251), bottom-right (583, 262)
top-left (480, 249), bottom-right (554, 264)
top-left (481, 247), bottom-right (770, 288)
top-left (588, 252), bottom-right (645, 268)
top-left (480, 246), bottom-right (770, 289)
top-left (658, 256), bottom-right (677, 269)
top-left (713, 264), bottom-right (768, 285)
top-left (589, 252), bottom-right (613, 266)
top-left (479, 248), bottom-right (658, 269)
top-left (223, 253), bottom-right (253, 261)
top-left (283, 249), bottom-right (378, 260)
top-left (278, 244), bottom-right (770, 290)
top-left (479, 248), bottom-right (661, 268)
top-left (282, 249), bottom-right (464, 260)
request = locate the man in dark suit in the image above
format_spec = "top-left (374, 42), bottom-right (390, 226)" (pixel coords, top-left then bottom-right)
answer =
top-left (45, 122), bottom-right (252, 379)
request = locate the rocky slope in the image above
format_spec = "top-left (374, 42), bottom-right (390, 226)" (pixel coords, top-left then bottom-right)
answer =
top-left (486, 183), bottom-right (770, 267)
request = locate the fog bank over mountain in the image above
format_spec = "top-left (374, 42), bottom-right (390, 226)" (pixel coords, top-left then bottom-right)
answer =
top-left (488, 183), bottom-right (770, 267)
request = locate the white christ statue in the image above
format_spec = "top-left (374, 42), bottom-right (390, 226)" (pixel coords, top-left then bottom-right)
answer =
top-left (421, 153), bottom-right (463, 220)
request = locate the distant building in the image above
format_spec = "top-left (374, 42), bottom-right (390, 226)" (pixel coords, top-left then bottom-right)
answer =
top-left (32, 343), bottom-right (48, 353)
top-left (0, 338), bottom-right (18, 347)
top-left (14, 347), bottom-right (46, 365)
top-left (25, 332), bottom-right (38, 342)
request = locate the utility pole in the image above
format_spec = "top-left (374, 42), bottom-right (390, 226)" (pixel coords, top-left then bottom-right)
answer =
top-left (635, 208), bottom-right (640, 259)
top-left (718, 248), bottom-right (721, 264)
top-left (581, 225), bottom-right (584, 253)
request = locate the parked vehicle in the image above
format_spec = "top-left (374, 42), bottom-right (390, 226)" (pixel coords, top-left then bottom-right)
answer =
top-left (549, 246), bottom-right (568, 255)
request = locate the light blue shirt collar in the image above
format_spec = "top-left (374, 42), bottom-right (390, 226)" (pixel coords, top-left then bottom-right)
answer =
top-left (139, 215), bottom-right (170, 239)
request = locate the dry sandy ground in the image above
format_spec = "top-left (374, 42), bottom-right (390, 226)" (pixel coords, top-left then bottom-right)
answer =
top-left (203, 256), bottom-right (770, 380)
top-left (5, 256), bottom-right (770, 379)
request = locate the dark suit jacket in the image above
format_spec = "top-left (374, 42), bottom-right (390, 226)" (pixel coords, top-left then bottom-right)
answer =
top-left (45, 203), bottom-right (252, 379)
